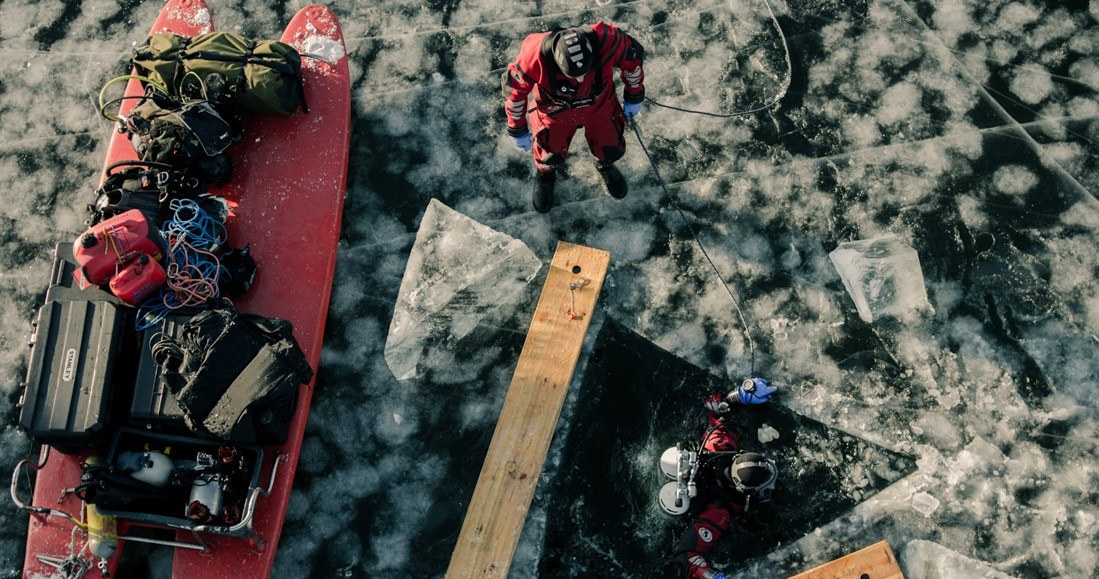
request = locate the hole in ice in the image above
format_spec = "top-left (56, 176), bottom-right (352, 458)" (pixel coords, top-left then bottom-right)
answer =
top-left (572, 265), bottom-right (582, 274)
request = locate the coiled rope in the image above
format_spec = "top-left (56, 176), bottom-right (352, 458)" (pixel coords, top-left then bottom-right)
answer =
top-left (630, 0), bottom-right (793, 377)
top-left (136, 199), bottom-right (226, 330)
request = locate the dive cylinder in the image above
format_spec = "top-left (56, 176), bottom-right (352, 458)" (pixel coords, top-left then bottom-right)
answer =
top-left (116, 450), bottom-right (174, 487)
top-left (84, 457), bottom-right (119, 560)
top-left (657, 445), bottom-right (698, 516)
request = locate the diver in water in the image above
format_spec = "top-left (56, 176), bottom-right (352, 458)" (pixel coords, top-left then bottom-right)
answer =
top-left (667, 378), bottom-right (779, 579)
top-left (501, 22), bottom-right (646, 213)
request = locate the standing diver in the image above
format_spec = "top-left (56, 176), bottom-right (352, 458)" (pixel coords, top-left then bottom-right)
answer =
top-left (501, 22), bottom-right (646, 213)
top-left (664, 378), bottom-right (779, 579)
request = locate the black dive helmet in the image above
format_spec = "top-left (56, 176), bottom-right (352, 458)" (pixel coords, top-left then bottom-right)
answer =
top-left (725, 451), bottom-right (778, 507)
top-left (551, 27), bottom-right (595, 77)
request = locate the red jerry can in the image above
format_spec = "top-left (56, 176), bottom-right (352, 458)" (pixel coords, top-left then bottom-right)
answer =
top-left (73, 209), bottom-right (166, 288)
top-left (109, 254), bottom-right (167, 305)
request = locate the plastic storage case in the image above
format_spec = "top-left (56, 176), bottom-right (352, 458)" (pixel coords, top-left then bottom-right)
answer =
top-left (18, 243), bottom-right (132, 452)
top-left (130, 315), bottom-right (191, 432)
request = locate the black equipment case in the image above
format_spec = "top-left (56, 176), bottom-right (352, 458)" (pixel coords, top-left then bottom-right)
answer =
top-left (17, 243), bottom-right (131, 452)
top-left (130, 316), bottom-right (190, 432)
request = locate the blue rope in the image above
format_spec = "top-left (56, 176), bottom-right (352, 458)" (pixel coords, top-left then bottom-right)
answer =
top-left (136, 199), bottom-right (227, 330)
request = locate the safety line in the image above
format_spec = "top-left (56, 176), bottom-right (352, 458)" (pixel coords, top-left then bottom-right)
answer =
top-left (629, 118), bottom-right (756, 376)
top-left (644, 0), bottom-right (792, 119)
top-left (627, 0), bottom-right (795, 377)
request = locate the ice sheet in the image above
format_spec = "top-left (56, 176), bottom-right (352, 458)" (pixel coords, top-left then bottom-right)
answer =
top-left (383, 198), bottom-right (542, 381)
top-left (0, 0), bottom-right (1097, 577)
top-left (829, 235), bottom-right (932, 323)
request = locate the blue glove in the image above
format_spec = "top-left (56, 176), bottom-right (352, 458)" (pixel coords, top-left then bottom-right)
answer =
top-left (623, 100), bottom-right (642, 118)
top-left (510, 132), bottom-right (532, 152)
top-left (736, 378), bottom-right (777, 405)
top-left (712, 573), bottom-right (727, 579)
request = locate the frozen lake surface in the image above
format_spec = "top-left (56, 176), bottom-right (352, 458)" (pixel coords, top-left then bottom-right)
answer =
top-left (0, 0), bottom-right (1097, 577)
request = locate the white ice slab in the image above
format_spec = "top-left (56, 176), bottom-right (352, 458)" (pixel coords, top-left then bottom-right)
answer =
top-left (829, 235), bottom-right (931, 323)
top-left (384, 199), bottom-right (543, 380)
top-left (902, 539), bottom-right (1014, 579)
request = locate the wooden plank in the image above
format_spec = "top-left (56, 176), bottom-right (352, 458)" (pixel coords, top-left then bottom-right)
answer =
top-left (446, 241), bottom-right (610, 578)
top-left (789, 540), bottom-right (905, 579)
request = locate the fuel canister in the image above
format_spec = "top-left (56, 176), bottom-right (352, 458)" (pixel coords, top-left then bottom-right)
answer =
top-left (73, 209), bottom-right (166, 288)
top-left (108, 254), bottom-right (167, 304)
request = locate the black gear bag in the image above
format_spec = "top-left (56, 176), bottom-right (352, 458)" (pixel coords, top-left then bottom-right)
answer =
top-left (87, 160), bottom-right (206, 227)
top-left (121, 96), bottom-right (237, 184)
top-left (151, 299), bottom-right (313, 444)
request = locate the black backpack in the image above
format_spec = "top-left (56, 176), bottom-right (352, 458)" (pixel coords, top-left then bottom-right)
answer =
top-left (121, 96), bottom-right (238, 184)
top-left (152, 299), bottom-right (313, 444)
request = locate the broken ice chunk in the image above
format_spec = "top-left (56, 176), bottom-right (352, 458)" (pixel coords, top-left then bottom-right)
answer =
top-left (910, 491), bottom-right (940, 517)
top-left (384, 199), bottom-right (543, 381)
top-left (829, 236), bottom-right (931, 323)
top-left (902, 539), bottom-right (1014, 579)
top-left (757, 424), bottom-right (780, 443)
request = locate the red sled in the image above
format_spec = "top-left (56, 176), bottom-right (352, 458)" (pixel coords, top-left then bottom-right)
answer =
top-left (13, 1), bottom-right (351, 578)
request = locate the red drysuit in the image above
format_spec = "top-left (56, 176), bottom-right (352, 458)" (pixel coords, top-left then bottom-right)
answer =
top-left (502, 21), bottom-right (645, 172)
top-left (672, 394), bottom-right (751, 579)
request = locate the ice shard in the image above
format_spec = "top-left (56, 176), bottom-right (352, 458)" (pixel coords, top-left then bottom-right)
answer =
top-left (384, 199), bottom-right (543, 381)
top-left (829, 235), bottom-right (931, 323)
top-left (902, 540), bottom-right (1014, 579)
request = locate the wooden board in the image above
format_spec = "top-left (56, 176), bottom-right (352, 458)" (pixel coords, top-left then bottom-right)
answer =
top-left (446, 242), bottom-right (611, 578)
top-left (789, 540), bottom-right (905, 579)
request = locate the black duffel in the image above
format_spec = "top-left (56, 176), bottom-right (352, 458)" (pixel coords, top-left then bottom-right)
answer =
top-left (151, 299), bottom-right (313, 445)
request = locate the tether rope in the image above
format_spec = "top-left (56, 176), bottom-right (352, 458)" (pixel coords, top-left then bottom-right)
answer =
top-left (629, 119), bottom-right (757, 376)
top-left (136, 199), bottom-right (226, 329)
top-left (629, 0), bottom-right (793, 377)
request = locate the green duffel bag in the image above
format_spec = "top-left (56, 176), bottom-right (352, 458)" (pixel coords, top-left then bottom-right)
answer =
top-left (133, 32), bottom-right (306, 116)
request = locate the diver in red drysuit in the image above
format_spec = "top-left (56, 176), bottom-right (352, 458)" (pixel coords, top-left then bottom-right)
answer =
top-left (671, 378), bottom-right (779, 579)
top-left (502, 21), bottom-right (646, 213)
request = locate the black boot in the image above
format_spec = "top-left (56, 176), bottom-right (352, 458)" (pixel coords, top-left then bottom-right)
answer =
top-left (597, 162), bottom-right (628, 199)
top-left (532, 169), bottom-right (556, 213)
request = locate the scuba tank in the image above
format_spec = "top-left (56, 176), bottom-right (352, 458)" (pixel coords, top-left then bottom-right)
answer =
top-left (83, 457), bottom-right (119, 561)
top-left (658, 444), bottom-right (698, 516)
top-left (115, 450), bottom-right (174, 487)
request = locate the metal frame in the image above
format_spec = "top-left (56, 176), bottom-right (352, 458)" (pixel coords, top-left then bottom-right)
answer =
top-left (11, 444), bottom-right (284, 553)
